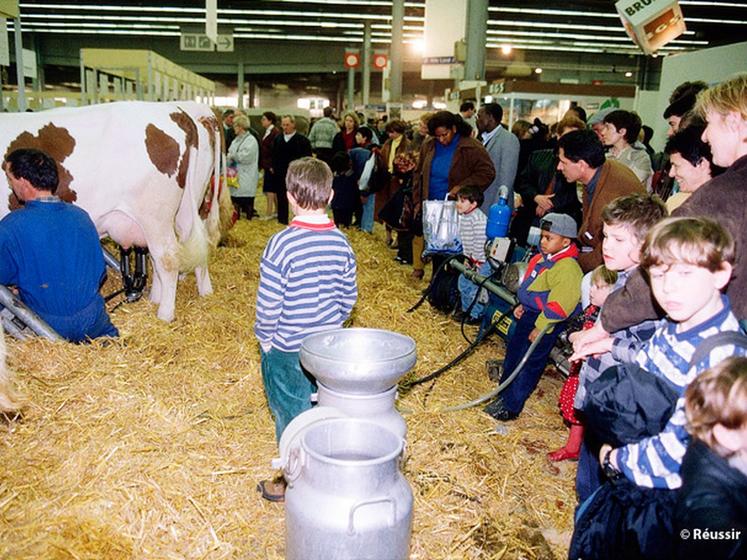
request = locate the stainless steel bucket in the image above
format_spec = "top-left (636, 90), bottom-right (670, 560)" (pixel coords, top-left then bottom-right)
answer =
top-left (315, 383), bottom-right (407, 441)
top-left (284, 418), bottom-right (413, 560)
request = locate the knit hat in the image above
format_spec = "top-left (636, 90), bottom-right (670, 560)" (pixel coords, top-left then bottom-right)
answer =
top-left (540, 213), bottom-right (578, 239)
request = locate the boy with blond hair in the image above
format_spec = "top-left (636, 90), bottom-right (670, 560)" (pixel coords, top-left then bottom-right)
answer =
top-left (255, 157), bottom-right (358, 501)
top-left (597, 217), bottom-right (747, 490)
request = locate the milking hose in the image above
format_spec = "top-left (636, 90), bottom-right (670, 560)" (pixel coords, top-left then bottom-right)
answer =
top-left (438, 323), bottom-right (551, 412)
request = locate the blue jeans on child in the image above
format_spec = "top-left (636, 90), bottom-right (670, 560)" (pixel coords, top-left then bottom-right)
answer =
top-left (458, 261), bottom-right (492, 319)
top-left (360, 193), bottom-right (376, 233)
top-left (499, 309), bottom-right (565, 416)
top-left (260, 347), bottom-right (317, 441)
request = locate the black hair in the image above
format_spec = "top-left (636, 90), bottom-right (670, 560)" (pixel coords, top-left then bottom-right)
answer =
top-left (357, 126), bottom-right (374, 142)
top-left (330, 151), bottom-right (352, 174)
top-left (262, 111), bottom-right (277, 125)
top-left (456, 185), bottom-right (484, 206)
top-left (5, 148), bottom-right (59, 193)
top-left (480, 103), bottom-right (503, 124)
top-left (428, 111), bottom-right (473, 138)
top-left (665, 123), bottom-right (718, 171)
top-left (557, 129), bottom-right (606, 168)
top-left (323, 106), bottom-right (334, 118)
top-left (603, 110), bottom-right (642, 145)
top-left (459, 100), bottom-right (475, 113)
top-left (641, 124), bottom-right (654, 145)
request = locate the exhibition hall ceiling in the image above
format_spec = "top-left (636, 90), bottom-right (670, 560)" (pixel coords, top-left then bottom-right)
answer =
top-left (12, 0), bottom-right (747, 58)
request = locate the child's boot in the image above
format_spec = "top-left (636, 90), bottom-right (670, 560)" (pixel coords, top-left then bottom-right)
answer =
top-left (548, 424), bottom-right (583, 462)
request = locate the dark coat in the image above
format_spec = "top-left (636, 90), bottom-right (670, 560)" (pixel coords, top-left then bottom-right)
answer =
top-left (675, 440), bottom-right (747, 560)
top-left (271, 132), bottom-right (312, 189)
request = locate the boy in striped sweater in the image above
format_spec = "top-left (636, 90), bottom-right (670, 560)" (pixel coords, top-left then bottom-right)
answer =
top-left (255, 157), bottom-right (358, 501)
top-left (455, 185), bottom-right (489, 324)
top-left (599, 217), bottom-right (746, 490)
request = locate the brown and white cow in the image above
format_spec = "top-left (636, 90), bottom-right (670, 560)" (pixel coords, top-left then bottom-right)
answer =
top-left (0, 101), bottom-right (223, 322)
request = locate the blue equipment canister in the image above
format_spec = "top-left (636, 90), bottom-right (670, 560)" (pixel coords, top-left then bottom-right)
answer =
top-left (486, 185), bottom-right (511, 240)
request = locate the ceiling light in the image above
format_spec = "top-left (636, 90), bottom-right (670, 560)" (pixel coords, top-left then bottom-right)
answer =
top-left (625, 71), bottom-right (633, 77)
top-left (500, 44), bottom-right (512, 55)
top-left (534, 67), bottom-right (543, 74)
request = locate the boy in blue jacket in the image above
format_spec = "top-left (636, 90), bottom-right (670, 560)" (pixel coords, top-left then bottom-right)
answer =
top-left (485, 212), bottom-right (583, 421)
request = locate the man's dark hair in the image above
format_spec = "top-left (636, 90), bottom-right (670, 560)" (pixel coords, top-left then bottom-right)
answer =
top-left (664, 81), bottom-right (708, 119)
top-left (5, 148), bottom-right (59, 193)
top-left (428, 111), bottom-right (473, 138)
top-left (603, 110), bottom-right (642, 145)
top-left (262, 111), bottom-right (277, 125)
top-left (323, 106), bottom-right (334, 118)
top-left (568, 105), bottom-right (587, 123)
top-left (665, 123), bottom-right (720, 174)
top-left (641, 124), bottom-right (654, 145)
top-left (357, 126), bottom-right (374, 142)
top-left (222, 108), bottom-right (235, 119)
top-left (481, 103), bottom-right (503, 124)
top-left (557, 129), bottom-right (606, 168)
top-left (456, 185), bottom-right (484, 206)
top-left (459, 100), bottom-right (475, 113)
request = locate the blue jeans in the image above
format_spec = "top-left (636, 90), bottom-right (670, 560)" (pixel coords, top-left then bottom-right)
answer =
top-left (360, 194), bottom-right (375, 233)
top-left (499, 309), bottom-right (564, 416)
top-left (458, 261), bottom-right (492, 319)
top-left (260, 347), bottom-right (317, 442)
top-left (576, 437), bottom-right (604, 503)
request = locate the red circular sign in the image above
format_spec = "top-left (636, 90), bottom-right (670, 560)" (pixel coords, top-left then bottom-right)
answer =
top-left (373, 54), bottom-right (388, 69)
top-left (344, 52), bottom-right (360, 68)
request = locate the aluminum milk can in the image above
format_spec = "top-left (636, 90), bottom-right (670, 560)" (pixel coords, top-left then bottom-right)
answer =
top-left (315, 384), bottom-right (407, 441)
top-left (284, 418), bottom-right (413, 560)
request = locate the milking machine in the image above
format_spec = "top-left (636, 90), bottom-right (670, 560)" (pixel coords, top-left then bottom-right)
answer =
top-left (0, 285), bottom-right (62, 341)
top-left (102, 245), bottom-right (149, 304)
top-left (403, 223), bottom-right (574, 404)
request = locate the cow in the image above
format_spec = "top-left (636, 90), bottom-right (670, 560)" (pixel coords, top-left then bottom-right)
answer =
top-left (0, 101), bottom-right (224, 322)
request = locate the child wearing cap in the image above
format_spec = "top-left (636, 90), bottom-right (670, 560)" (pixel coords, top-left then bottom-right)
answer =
top-left (484, 212), bottom-right (583, 421)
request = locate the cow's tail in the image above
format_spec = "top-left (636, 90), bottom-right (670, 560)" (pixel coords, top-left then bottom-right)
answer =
top-left (0, 324), bottom-right (25, 415)
top-left (205, 120), bottom-right (223, 248)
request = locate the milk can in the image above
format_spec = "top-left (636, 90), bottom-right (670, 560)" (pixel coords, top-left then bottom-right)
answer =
top-left (284, 418), bottom-right (413, 560)
top-left (315, 384), bottom-right (407, 441)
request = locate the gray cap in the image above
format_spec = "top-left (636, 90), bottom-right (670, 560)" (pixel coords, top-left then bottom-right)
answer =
top-left (540, 213), bottom-right (578, 239)
top-left (586, 107), bottom-right (615, 126)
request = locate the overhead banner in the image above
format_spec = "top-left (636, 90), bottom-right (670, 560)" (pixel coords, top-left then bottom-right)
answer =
top-left (615, 0), bottom-right (686, 55)
top-left (421, 0), bottom-right (467, 80)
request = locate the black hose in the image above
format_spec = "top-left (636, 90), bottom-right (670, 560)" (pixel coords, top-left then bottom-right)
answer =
top-left (399, 302), bottom-right (516, 389)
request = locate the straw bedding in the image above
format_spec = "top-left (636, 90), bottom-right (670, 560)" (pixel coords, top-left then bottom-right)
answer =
top-left (1, 203), bottom-right (576, 559)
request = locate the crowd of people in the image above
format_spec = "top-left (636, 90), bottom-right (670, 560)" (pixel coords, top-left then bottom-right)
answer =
top-left (2, 72), bottom-right (746, 557)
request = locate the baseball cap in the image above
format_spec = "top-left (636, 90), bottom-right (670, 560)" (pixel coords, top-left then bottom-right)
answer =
top-left (586, 108), bottom-right (614, 126)
top-left (540, 213), bottom-right (578, 239)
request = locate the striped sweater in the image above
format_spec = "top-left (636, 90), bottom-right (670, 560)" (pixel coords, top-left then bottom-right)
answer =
top-left (254, 217), bottom-right (358, 352)
top-left (614, 295), bottom-right (747, 489)
top-left (458, 207), bottom-right (487, 263)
